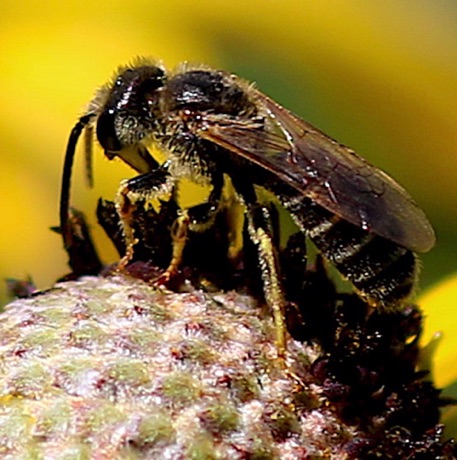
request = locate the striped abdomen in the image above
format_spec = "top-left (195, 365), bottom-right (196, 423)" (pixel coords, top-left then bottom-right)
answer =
top-left (282, 195), bottom-right (418, 309)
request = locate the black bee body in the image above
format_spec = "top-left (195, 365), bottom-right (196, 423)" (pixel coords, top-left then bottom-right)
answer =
top-left (60, 59), bottom-right (435, 351)
top-left (155, 68), bottom-right (419, 307)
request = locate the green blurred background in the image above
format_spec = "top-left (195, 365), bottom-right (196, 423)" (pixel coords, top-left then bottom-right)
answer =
top-left (1, 0), bottom-right (456, 305)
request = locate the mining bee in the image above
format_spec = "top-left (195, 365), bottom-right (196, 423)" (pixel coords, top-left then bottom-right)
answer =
top-left (60, 58), bottom-right (435, 355)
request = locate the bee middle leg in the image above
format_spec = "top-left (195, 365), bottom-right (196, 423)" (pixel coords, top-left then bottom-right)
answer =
top-left (156, 175), bottom-right (224, 284)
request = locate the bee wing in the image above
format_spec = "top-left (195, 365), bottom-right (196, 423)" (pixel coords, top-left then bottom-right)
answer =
top-left (192, 93), bottom-right (435, 253)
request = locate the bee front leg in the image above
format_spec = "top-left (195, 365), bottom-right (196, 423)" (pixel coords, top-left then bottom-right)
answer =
top-left (115, 167), bottom-right (174, 270)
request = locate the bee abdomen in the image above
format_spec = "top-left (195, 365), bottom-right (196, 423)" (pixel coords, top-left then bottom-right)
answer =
top-left (284, 196), bottom-right (417, 308)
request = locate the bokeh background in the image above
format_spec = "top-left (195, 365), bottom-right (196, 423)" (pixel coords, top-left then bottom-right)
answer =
top-left (1, 0), bottom-right (456, 383)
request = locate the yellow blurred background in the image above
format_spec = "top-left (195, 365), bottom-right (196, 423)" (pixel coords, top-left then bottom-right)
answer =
top-left (1, 0), bottom-right (456, 305)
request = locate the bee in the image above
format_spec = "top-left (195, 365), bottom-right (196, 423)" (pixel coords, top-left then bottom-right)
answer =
top-left (60, 58), bottom-right (435, 354)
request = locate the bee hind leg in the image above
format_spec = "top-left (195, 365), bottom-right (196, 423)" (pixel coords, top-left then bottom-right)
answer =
top-left (245, 203), bottom-right (287, 358)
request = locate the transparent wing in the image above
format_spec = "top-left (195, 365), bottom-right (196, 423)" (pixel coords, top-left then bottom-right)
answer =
top-left (191, 92), bottom-right (435, 253)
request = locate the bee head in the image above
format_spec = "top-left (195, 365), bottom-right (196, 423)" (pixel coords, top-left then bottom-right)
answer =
top-left (96, 64), bottom-right (166, 154)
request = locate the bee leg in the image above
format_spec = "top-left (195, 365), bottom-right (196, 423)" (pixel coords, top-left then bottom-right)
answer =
top-left (245, 203), bottom-right (287, 358)
top-left (156, 174), bottom-right (224, 285)
top-left (154, 211), bottom-right (189, 285)
top-left (115, 167), bottom-right (174, 270)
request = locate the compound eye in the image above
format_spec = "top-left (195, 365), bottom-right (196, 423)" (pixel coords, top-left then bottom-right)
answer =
top-left (96, 110), bottom-right (122, 152)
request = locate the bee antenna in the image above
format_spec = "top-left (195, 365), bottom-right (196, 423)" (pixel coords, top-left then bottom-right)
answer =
top-left (60, 113), bottom-right (96, 250)
top-left (84, 123), bottom-right (95, 188)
